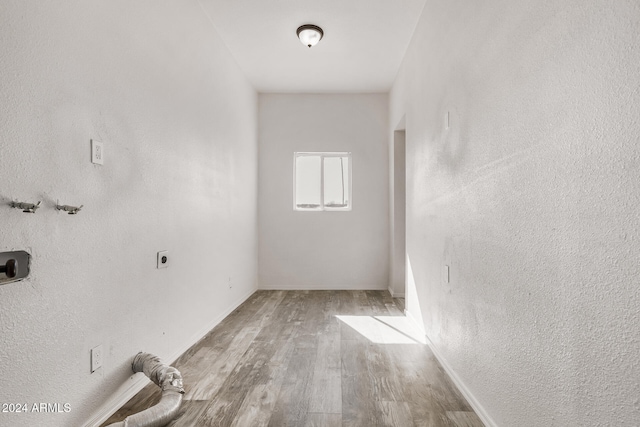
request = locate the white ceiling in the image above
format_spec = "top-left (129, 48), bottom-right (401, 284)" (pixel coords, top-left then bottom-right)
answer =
top-left (197, 0), bottom-right (427, 93)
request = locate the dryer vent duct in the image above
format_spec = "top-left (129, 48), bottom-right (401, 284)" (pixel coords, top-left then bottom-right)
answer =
top-left (106, 352), bottom-right (184, 427)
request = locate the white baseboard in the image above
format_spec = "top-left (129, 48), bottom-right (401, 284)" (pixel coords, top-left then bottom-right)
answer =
top-left (402, 309), bottom-right (495, 426)
top-left (84, 375), bottom-right (148, 427)
top-left (387, 286), bottom-right (405, 298)
top-left (84, 287), bottom-right (257, 427)
top-left (424, 334), bottom-right (498, 427)
top-left (258, 284), bottom-right (387, 291)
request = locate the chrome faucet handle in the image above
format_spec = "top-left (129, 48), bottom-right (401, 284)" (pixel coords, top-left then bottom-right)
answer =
top-left (56, 203), bottom-right (83, 215)
top-left (10, 200), bottom-right (41, 213)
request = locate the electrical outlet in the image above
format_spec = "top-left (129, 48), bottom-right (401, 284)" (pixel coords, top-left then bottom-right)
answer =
top-left (157, 250), bottom-right (169, 269)
top-left (443, 265), bottom-right (450, 284)
top-left (91, 139), bottom-right (104, 165)
top-left (228, 277), bottom-right (232, 289)
top-left (91, 344), bottom-right (103, 373)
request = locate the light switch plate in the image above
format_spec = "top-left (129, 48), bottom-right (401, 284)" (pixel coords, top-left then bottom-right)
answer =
top-left (91, 139), bottom-right (104, 165)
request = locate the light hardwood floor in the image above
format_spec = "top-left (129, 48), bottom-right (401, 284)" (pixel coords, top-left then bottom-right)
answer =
top-left (102, 290), bottom-right (484, 427)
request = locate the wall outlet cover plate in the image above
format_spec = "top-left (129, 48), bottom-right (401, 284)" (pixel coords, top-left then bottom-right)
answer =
top-left (157, 250), bottom-right (169, 269)
top-left (91, 344), bottom-right (103, 373)
top-left (91, 139), bottom-right (104, 165)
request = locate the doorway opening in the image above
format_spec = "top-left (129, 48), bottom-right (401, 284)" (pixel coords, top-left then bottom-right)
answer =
top-left (390, 118), bottom-right (406, 298)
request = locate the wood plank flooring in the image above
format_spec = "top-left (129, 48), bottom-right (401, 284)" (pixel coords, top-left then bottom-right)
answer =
top-left (101, 291), bottom-right (483, 427)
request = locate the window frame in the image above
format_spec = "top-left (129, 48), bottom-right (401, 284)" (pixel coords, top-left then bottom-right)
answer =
top-left (293, 152), bottom-right (352, 212)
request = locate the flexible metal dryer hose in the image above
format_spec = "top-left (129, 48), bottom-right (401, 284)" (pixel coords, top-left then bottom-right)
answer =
top-left (106, 352), bottom-right (184, 427)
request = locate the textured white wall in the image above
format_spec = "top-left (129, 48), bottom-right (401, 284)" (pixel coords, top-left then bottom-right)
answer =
top-left (258, 94), bottom-right (389, 290)
top-left (0, 1), bottom-right (257, 426)
top-left (391, 0), bottom-right (640, 425)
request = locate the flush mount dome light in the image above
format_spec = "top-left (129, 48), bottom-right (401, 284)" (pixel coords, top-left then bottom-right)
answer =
top-left (297, 24), bottom-right (324, 48)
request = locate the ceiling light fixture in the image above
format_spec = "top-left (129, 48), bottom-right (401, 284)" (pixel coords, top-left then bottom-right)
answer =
top-left (296, 24), bottom-right (324, 48)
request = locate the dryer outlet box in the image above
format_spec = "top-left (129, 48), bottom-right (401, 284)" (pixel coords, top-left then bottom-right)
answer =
top-left (157, 251), bottom-right (169, 269)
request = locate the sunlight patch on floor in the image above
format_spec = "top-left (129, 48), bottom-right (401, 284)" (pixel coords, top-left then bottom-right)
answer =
top-left (336, 315), bottom-right (426, 344)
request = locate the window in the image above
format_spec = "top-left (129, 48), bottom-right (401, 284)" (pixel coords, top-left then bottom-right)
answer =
top-left (294, 152), bottom-right (351, 211)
